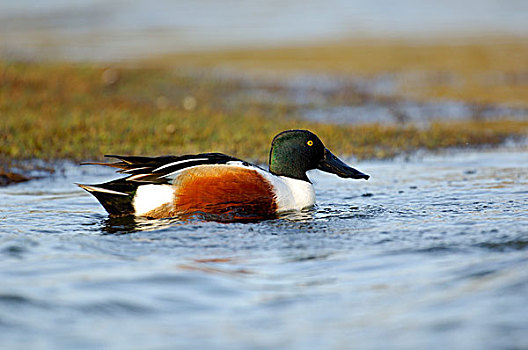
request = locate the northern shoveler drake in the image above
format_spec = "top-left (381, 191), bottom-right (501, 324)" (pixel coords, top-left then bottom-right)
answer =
top-left (78, 129), bottom-right (369, 221)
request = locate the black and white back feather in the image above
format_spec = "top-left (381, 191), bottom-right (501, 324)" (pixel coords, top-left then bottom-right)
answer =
top-left (87, 152), bottom-right (246, 184)
top-left (79, 153), bottom-right (247, 216)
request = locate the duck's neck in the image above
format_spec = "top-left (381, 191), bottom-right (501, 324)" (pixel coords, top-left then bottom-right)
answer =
top-left (269, 161), bottom-right (310, 182)
top-left (274, 176), bottom-right (315, 211)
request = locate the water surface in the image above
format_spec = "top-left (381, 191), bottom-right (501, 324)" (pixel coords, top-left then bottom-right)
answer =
top-left (1, 149), bottom-right (527, 349)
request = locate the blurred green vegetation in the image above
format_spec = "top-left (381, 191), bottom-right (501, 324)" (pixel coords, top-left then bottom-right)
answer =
top-left (1, 56), bottom-right (527, 171)
top-left (155, 37), bottom-right (528, 107)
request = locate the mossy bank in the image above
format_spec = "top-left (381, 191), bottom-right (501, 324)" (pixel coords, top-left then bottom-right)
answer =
top-left (2, 38), bottom-right (527, 183)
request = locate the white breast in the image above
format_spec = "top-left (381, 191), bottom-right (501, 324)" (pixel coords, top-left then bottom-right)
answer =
top-left (261, 172), bottom-right (315, 212)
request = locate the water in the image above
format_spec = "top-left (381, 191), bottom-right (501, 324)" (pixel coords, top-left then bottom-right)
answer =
top-left (1, 149), bottom-right (527, 349)
top-left (1, 0), bottom-right (528, 61)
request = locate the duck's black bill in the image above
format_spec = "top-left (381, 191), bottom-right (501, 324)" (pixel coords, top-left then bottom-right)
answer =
top-left (317, 149), bottom-right (369, 180)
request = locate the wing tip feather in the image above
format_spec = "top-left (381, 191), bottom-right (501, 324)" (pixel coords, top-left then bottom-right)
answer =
top-left (77, 183), bottom-right (129, 196)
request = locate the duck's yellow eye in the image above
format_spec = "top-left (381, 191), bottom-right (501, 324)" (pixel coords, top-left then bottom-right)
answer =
top-left (307, 140), bottom-right (314, 146)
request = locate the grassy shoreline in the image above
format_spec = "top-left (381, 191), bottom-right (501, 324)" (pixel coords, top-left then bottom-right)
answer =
top-left (2, 38), bottom-right (528, 183)
top-left (149, 37), bottom-right (528, 107)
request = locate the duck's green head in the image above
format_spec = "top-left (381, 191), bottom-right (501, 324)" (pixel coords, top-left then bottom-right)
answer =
top-left (269, 129), bottom-right (369, 182)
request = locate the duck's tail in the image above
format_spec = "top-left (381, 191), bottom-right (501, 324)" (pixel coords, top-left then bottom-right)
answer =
top-left (77, 179), bottom-right (139, 217)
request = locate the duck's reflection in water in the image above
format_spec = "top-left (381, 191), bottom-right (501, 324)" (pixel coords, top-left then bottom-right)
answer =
top-left (98, 207), bottom-right (316, 235)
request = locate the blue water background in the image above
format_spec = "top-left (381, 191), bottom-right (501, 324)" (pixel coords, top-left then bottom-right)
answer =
top-left (1, 150), bottom-right (527, 349)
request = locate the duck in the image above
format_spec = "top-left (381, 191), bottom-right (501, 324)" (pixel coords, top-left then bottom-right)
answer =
top-left (78, 129), bottom-right (369, 221)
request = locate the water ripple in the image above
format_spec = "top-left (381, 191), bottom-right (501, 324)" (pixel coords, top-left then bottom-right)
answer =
top-left (1, 150), bottom-right (527, 348)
